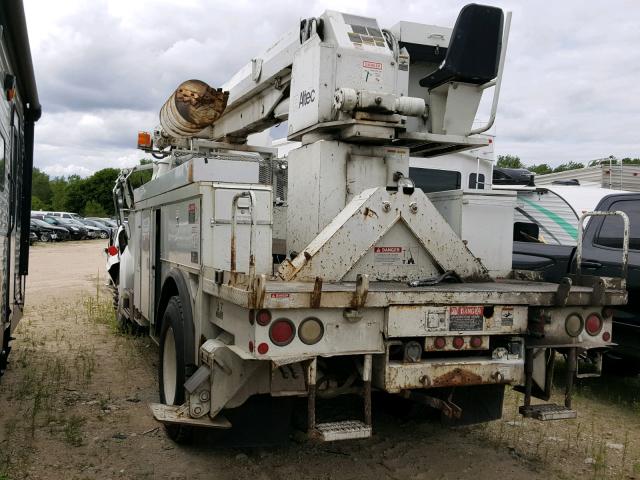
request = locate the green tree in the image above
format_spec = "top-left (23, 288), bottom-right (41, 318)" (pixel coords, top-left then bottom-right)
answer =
top-left (496, 154), bottom-right (523, 169)
top-left (528, 163), bottom-right (553, 175)
top-left (31, 167), bottom-right (52, 207)
top-left (31, 195), bottom-right (47, 210)
top-left (83, 199), bottom-right (107, 217)
top-left (49, 177), bottom-right (69, 211)
top-left (553, 161), bottom-right (585, 173)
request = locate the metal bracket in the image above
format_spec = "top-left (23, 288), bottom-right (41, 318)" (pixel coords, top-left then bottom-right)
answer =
top-left (554, 277), bottom-right (572, 306)
top-left (351, 274), bottom-right (369, 308)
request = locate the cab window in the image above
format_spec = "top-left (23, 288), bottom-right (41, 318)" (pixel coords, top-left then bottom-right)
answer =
top-left (595, 199), bottom-right (640, 250)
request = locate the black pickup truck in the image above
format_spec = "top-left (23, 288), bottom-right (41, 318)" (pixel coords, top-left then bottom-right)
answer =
top-left (513, 192), bottom-right (640, 372)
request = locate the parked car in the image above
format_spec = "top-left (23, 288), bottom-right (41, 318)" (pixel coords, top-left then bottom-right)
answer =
top-left (29, 231), bottom-right (38, 245)
top-left (78, 219), bottom-right (111, 239)
top-left (512, 192), bottom-right (640, 373)
top-left (57, 217), bottom-right (98, 239)
top-left (30, 218), bottom-right (70, 241)
top-left (88, 217), bottom-right (117, 229)
top-left (39, 215), bottom-right (86, 240)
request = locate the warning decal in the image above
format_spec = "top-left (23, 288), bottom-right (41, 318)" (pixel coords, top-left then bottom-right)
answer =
top-left (374, 246), bottom-right (415, 265)
top-left (449, 306), bottom-right (484, 331)
top-left (362, 60), bottom-right (383, 84)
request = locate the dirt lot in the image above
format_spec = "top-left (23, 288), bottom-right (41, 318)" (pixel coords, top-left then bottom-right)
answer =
top-left (0, 240), bottom-right (639, 479)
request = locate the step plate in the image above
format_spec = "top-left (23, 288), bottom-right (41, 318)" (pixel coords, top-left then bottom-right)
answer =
top-left (519, 404), bottom-right (577, 421)
top-left (312, 421), bottom-right (372, 441)
top-left (150, 403), bottom-right (232, 429)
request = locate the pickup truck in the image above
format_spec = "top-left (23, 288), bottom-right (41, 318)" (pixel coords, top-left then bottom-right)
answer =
top-left (513, 192), bottom-right (640, 372)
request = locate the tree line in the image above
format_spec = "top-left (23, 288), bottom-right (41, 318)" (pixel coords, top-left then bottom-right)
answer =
top-left (31, 160), bottom-right (152, 217)
top-left (496, 155), bottom-right (640, 175)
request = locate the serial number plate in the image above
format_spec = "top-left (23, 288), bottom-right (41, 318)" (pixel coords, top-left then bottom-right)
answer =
top-left (449, 306), bottom-right (484, 331)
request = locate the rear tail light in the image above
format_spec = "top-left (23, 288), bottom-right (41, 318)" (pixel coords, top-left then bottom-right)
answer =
top-left (565, 313), bottom-right (583, 337)
top-left (269, 318), bottom-right (295, 346)
top-left (470, 336), bottom-right (483, 348)
top-left (585, 313), bottom-right (603, 336)
top-left (257, 342), bottom-right (269, 354)
top-left (452, 336), bottom-right (464, 349)
top-left (107, 245), bottom-right (118, 256)
top-left (299, 317), bottom-right (324, 345)
top-left (602, 331), bottom-right (611, 342)
top-left (433, 337), bottom-right (446, 350)
top-left (256, 309), bottom-right (272, 326)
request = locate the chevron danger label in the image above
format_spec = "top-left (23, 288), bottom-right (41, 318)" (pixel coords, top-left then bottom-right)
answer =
top-left (374, 246), bottom-right (415, 265)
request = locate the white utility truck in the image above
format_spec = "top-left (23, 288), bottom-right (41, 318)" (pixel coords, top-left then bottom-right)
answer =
top-left (107, 4), bottom-right (627, 443)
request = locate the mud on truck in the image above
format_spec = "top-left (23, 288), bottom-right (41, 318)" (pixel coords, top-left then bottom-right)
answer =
top-left (106, 4), bottom-right (627, 443)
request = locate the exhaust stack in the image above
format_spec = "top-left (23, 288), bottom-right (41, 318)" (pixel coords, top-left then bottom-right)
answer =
top-left (159, 79), bottom-right (229, 138)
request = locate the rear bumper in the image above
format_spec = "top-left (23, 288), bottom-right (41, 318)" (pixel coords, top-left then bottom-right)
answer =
top-left (373, 356), bottom-right (524, 393)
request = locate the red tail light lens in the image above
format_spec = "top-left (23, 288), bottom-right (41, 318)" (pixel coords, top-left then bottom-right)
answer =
top-left (269, 319), bottom-right (295, 346)
top-left (602, 331), bottom-right (611, 342)
top-left (257, 342), bottom-right (269, 354)
top-left (585, 314), bottom-right (603, 336)
top-left (434, 337), bottom-right (446, 350)
top-left (256, 309), bottom-right (272, 326)
top-left (107, 245), bottom-right (118, 256)
top-left (470, 336), bottom-right (483, 348)
top-left (452, 336), bottom-right (465, 349)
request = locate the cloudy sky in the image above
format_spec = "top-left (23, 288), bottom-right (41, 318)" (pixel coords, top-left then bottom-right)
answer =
top-left (24, 0), bottom-right (640, 177)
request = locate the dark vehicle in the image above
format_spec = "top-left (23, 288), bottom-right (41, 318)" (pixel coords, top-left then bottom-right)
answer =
top-left (58, 217), bottom-right (98, 239)
top-left (513, 192), bottom-right (640, 372)
top-left (30, 218), bottom-right (69, 241)
top-left (29, 231), bottom-right (37, 245)
top-left (0, 1), bottom-right (42, 379)
top-left (78, 218), bottom-right (110, 239)
top-left (88, 217), bottom-right (117, 229)
top-left (40, 216), bottom-right (86, 240)
top-left (493, 167), bottom-right (535, 186)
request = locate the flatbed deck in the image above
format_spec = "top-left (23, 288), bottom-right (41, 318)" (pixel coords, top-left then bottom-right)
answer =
top-left (203, 276), bottom-right (627, 310)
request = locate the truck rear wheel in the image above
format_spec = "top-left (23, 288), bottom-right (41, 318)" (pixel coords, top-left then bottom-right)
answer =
top-left (159, 296), bottom-right (193, 443)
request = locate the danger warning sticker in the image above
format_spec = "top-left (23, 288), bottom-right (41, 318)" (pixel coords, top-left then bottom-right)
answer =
top-left (449, 306), bottom-right (484, 331)
top-left (362, 60), bottom-right (383, 83)
top-left (374, 246), bottom-right (415, 265)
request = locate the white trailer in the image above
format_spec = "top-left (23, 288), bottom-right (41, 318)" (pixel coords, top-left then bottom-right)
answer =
top-left (108, 5), bottom-right (626, 443)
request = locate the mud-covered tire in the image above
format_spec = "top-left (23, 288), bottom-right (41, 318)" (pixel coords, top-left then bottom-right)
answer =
top-left (159, 296), bottom-right (193, 444)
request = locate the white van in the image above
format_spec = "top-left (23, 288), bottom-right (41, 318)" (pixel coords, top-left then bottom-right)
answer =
top-left (31, 210), bottom-right (82, 220)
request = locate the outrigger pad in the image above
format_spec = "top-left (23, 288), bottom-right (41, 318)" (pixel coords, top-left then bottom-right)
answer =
top-left (150, 403), bottom-right (232, 429)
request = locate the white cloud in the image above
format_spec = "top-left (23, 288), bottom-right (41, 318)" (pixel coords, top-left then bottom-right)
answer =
top-left (23, 0), bottom-right (640, 176)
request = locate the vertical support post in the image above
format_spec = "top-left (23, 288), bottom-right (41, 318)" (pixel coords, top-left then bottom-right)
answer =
top-left (565, 347), bottom-right (577, 409)
top-left (524, 347), bottom-right (533, 408)
top-left (307, 358), bottom-right (317, 433)
top-left (362, 354), bottom-right (372, 426)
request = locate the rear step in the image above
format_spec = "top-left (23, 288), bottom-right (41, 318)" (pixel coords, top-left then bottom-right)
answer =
top-left (307, 355), bottom-right (373, 441)
top-left (519, 404), bottom-right (577, 421)
top-left (312, 421), bottom-right (372, 441)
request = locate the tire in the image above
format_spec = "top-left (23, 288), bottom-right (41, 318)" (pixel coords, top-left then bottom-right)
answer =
top-left (40, 233), bottom-right (51, 242)
top-left (100, 231), bottom-right (109, 239)
top-left (159, 296), bottom-right (193, 443)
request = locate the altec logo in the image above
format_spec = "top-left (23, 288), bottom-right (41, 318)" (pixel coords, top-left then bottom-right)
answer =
top-left (299, 89), bottom-right (316, 107)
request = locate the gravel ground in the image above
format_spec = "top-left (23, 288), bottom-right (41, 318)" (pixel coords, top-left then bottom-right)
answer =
top-left (0, 240), bottom-right (638, 479)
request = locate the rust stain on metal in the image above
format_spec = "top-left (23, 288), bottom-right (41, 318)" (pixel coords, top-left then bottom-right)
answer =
top-left (362, 207), bottom-right (378, 219)
top-left (310, 276), bottom-right (323, 308)
top-left (432, 368), bottom-right (482, 387)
